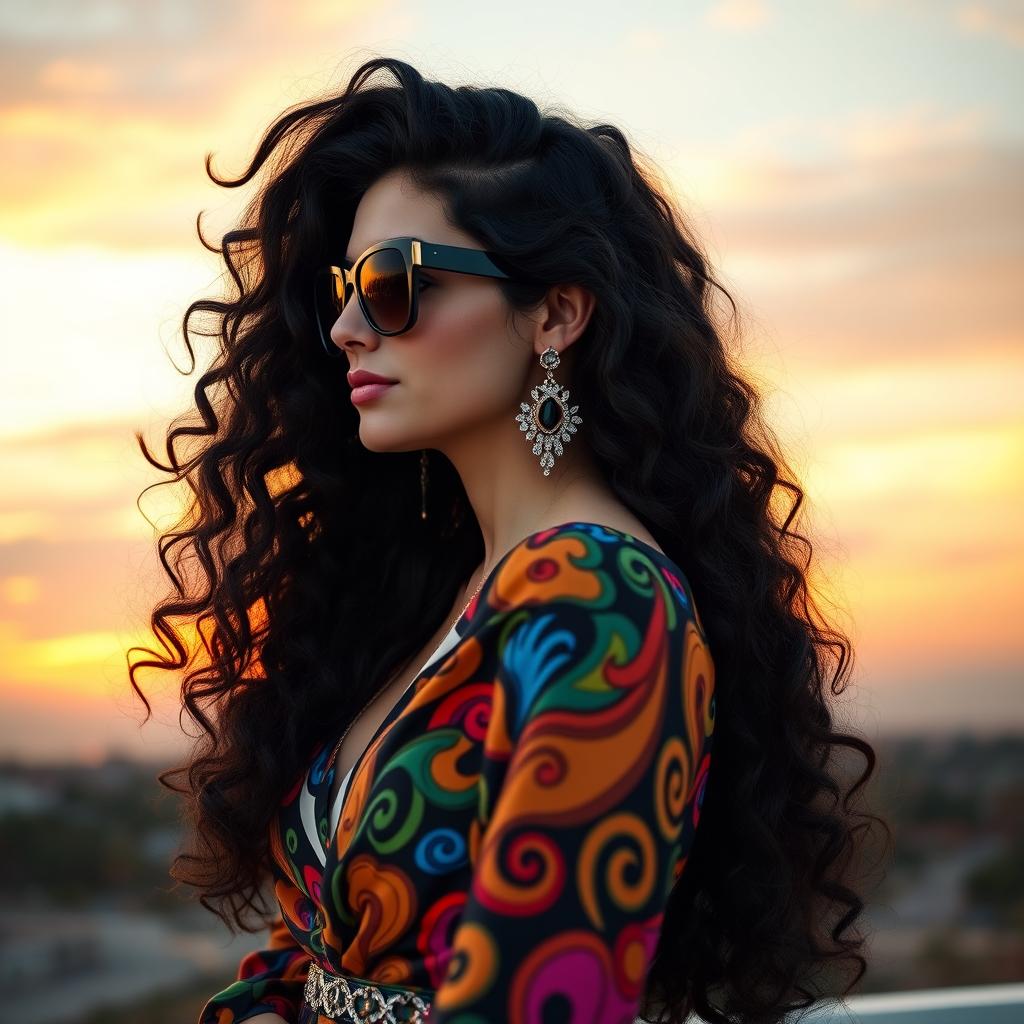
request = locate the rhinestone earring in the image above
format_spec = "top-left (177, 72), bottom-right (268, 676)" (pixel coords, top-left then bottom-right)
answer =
top-left (515, 346), bottom-right (583, 476)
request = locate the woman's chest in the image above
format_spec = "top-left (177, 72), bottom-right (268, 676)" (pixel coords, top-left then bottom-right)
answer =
top-left (325, 660), bottom-right (422, 811)
top-left (325, 607), bottom-right (472, 813)
top-left (271, 609), bottom-right (510, 945)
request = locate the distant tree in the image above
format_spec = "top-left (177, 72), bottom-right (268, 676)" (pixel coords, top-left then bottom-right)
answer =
top-left (965, 840), bottom-right (1024, 926)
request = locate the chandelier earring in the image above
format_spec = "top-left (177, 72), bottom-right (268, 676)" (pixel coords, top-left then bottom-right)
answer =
top-left (515, 346), bottom-right (583, 477)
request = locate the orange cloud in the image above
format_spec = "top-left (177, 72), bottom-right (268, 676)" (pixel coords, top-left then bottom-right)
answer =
top-left (705, 0), bottom-right (774, 31)
top-left (955, 2), bottom-right (1024, 47)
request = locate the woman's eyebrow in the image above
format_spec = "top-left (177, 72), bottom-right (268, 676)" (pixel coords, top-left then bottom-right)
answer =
top-left (345, 240), bottom-right (377, 264)
top-left (344, 236), bottom-right (403, 264)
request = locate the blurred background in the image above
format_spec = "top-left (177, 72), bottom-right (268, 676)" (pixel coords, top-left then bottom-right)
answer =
top-left (1, 1), bottom-right (1021, 1021)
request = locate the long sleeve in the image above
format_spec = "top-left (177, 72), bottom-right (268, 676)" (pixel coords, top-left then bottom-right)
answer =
top-left (197, 908), bottom-right (312, 1024)
top-left (427, 542), bottom-right (716, 1024)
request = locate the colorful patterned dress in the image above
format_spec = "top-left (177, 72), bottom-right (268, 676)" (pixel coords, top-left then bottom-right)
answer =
top-left (197, 520), bottom-right (716, 1024)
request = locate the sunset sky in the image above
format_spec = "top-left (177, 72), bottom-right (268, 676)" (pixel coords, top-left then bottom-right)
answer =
top-left (1, 0), bottom-right (1021, 764)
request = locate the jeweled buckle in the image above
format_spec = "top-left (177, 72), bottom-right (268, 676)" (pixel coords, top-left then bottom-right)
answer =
top-left (303, 960), bottom-right (433, 1023)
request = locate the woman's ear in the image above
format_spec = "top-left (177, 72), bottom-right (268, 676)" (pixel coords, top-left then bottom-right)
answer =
top-left (532, 283), bottom-right (596, 355)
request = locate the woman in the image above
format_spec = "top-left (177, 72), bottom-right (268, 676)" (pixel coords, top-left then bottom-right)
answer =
top-left (131, 57), bottom-right (887, 1024)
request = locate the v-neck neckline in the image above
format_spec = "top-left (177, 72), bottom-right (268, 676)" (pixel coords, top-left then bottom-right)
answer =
top-left (316, 519), bottom-right (673, 861)
top-left (315, 615), bottom-right (464, 855)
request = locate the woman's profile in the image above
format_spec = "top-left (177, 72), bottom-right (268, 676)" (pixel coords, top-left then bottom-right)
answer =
top-left (129, 55), bottom-right (888, 1024)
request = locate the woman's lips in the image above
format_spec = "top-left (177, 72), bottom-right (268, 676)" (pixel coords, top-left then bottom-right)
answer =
top-left (350, 382), bottom-right (398, 405)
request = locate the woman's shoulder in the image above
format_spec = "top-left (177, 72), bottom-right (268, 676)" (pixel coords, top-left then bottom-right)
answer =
top-left (463, 519), bottom-right (715, 754)
top-left (473, 519), bottom-right (703, 637)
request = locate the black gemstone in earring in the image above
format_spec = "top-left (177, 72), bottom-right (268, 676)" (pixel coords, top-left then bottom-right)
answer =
top-left (515, 346), bottom-right (582, 476)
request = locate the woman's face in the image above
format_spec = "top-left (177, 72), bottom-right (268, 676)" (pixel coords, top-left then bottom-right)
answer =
top-left (329, 168), bottom-right (539, 453)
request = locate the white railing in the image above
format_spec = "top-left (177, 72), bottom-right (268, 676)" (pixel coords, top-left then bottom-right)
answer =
top-left (665, 981), bottom-right (1024, 1023)
top-left (783, 981), bottom-right (1024, 1023)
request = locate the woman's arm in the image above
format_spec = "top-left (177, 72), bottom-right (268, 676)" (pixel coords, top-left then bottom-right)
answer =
top-left (197, 908), bottom-right (311, 1024)
top-left (428, 571), bottom-right (716, 1023)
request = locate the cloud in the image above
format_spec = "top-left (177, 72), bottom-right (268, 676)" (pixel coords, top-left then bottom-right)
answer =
top-left (0, 0), bottom-right (135, 42)
top-left (851, 659), bottom-right (1024, 736)
top-left (0, 2), bottom-right (409, 250)
top-left (665, 104), bottom-right (1022, 365)
top-left (955, 2), bottom-right (1024, 47)
top-left (704, 0), bottom-right (775, 31)
top-left (850, 0), bottom-right (1024, 48)
top-left (0, 415), bottom-right (188, 543)
top-left (37, 57), bottom-right (121, 95)
top-left (624, 27), bottom-right (668, 53)
top-left (0, 676), bottom-right (190, 764)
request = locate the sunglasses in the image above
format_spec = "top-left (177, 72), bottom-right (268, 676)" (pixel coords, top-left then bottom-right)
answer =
top-left (312, 235), bottom-right (524, 356)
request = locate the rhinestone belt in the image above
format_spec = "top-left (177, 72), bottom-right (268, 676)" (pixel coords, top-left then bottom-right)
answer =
top-left (303, 960), bottom-right (433, 1023)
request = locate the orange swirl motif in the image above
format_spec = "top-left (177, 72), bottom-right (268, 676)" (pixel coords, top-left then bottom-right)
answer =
top-left (683, 618), bottom-right (716, 784)
top-left (489, 532), bottom-right (606, 610)
top-left (333, 854), bottom-right (418, 978)
top-left (431, 919), bottom-right (499, 1012)
top-left (369, 953), bottom-right (417, 987)
top-left (654, 735), bottom-right (690, 844)
top-left (578, 811), bottom-right (659, 930)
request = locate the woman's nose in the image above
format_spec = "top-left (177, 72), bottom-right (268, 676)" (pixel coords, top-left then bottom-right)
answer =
top-left (335, 304), bottom-right (381, 350)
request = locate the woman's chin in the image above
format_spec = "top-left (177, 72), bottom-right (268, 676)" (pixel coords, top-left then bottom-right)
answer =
top-left (355, 427), bottom-right (417, 454)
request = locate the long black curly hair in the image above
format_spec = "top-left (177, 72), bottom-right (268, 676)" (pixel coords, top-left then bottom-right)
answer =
top-left (129, 55), bottom-right (890, 1024)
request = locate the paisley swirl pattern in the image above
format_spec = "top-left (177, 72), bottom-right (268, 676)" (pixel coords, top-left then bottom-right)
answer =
top-left (197, 520), bottom-right (716, 1024)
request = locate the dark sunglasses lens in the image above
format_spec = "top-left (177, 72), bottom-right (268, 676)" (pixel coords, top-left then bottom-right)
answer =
top-left (359, 248), bottom-right (409, 333)
top-left (313, 266), bottom-right (346, 352)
